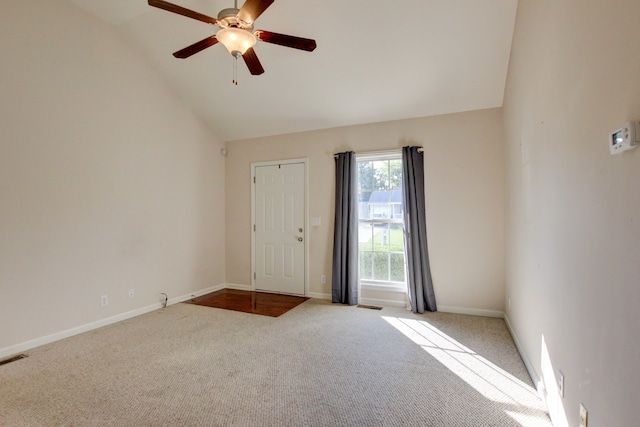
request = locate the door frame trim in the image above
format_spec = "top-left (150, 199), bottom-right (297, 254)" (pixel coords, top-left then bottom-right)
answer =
top-left (251, 158), bottom-right (309, 296)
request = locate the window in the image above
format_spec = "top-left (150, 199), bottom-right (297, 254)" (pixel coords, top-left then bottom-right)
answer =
top-left (357, 152), bottom-right (406, 290)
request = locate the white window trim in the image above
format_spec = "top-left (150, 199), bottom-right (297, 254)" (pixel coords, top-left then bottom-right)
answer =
top-left (356, 150), bottom-right (407, 292)
top-left (356, 150), bottom-right (402, 162)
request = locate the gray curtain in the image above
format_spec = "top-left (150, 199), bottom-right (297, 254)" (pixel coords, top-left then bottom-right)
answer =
top-left (332, 151), bottom-right (358, 305)
top-left (402, 146), bottom-right (437, 313)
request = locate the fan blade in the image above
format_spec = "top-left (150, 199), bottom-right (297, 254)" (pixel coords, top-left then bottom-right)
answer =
top-left (237, 0), bottom-right (274, 24)
top-left (148, 0), bottom-right (217, 25)
top-left (242, 48), bottom-right (265, 75)
top-left (255, 30), bottom-right (316, 52)
top-left (173, 36), bottom-right (219, 58)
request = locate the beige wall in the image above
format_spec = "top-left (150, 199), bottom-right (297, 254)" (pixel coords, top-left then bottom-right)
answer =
top-left (0, 0), bottom-right (225, 353)
top-left (503, 1), bottom-right (640, 425)
top-left (225, 108), bottom-right (505, 312)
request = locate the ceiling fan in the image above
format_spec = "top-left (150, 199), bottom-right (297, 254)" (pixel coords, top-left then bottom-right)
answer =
top-left (148, 0), bottom-right (317, 79)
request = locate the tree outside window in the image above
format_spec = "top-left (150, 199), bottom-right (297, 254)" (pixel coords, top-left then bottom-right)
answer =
top-left (357, 156), bottom-right (405, 285)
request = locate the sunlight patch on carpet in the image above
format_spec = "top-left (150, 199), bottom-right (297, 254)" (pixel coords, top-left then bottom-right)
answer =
top-left (383, 316), bottom-right (551, 427)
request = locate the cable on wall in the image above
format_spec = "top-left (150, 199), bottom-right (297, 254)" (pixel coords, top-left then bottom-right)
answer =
top-left (161, 293), bottom-right (168, 308)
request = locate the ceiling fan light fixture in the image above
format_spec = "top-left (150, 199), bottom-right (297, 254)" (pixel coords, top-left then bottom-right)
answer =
top-left (216, 27), bottom-right (256, 56)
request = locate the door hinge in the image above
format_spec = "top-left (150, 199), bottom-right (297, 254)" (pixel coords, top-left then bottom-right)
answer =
top-left (254, 272), bottom-right (256, 280)
top-left (253, 176), bottom-right (256, 184)
top-left (253, 224), bottom-right (256, 232)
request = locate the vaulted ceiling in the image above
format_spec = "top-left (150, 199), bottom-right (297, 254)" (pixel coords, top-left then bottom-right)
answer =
top-left (67, 0), bottom-right (518, 141)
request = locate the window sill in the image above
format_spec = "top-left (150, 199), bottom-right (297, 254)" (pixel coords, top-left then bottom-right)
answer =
top-left (360, 282), bottom-right (407, 293)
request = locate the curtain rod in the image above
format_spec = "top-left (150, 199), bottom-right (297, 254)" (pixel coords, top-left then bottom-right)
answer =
top-left (333, 147), bottom-right (423, 158)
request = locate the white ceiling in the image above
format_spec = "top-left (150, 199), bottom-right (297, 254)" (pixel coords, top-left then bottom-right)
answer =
top-left (67, 0), bottom-right (518, 141)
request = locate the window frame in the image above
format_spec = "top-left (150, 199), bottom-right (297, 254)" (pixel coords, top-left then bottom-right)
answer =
top-left (356, 151), bottom-right (407, 293)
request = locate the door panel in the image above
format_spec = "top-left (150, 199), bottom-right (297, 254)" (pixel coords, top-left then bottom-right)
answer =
top-left (254, 163), bottom-right (305, 295)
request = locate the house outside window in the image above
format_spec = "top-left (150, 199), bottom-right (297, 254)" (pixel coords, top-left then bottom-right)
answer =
top-left (357, 152), bottom-right (406, 291)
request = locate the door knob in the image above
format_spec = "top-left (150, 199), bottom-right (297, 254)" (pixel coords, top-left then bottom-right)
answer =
top-left (298, 237), bottom-right (303, 242)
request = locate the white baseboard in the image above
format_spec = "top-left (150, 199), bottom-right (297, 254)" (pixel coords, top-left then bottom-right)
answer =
top-left (438, 305), bottom-right (505, 318)
top-left (1, 286), bottom-right (520, 367)
top-left (307, 293), bottom-right (406, 308)
top-left (504, 313), bottom-right (544, 395)
top-left (168, 284), bottom-right (225, 305)
top-left (224, 283), bottom-right (252, 291)
top-left (0, 284), bottom-right (225, 360)
top-left (308, 295), bottom-right (502, 313)
top-left (307, 292), bottom-right (331, 300)
top-left (0, 303), bottom-right (163, 361)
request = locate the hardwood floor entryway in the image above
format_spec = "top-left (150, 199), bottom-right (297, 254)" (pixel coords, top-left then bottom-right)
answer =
top-left (185, 289), bottom-right (309, 317)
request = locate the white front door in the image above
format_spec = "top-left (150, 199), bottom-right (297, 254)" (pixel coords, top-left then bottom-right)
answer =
top-left (254, 162), bottom-right (306, 295)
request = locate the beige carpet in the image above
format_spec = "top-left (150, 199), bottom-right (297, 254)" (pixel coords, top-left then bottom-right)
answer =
top-left (0, 299), bottom-right (551, 426)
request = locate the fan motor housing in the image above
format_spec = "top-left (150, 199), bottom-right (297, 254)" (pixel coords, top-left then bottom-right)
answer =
top-left (217, 8), bottom-right (253, 30)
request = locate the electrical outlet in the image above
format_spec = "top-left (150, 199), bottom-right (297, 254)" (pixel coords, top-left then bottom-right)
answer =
top-left (558, 371), bottom-right (564, 398)
top-left (128, 289), bottom-right (135, 299)
top-left (100, 295), bottom-right (109, 307)
top-left (579, 403), bottom-right (588, 427)
top-left (321, 275), bottom-right (326, 284)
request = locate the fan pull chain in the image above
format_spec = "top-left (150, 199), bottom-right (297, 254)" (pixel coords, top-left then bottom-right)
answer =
top-left (232, 56), bottom-right (238, 85)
